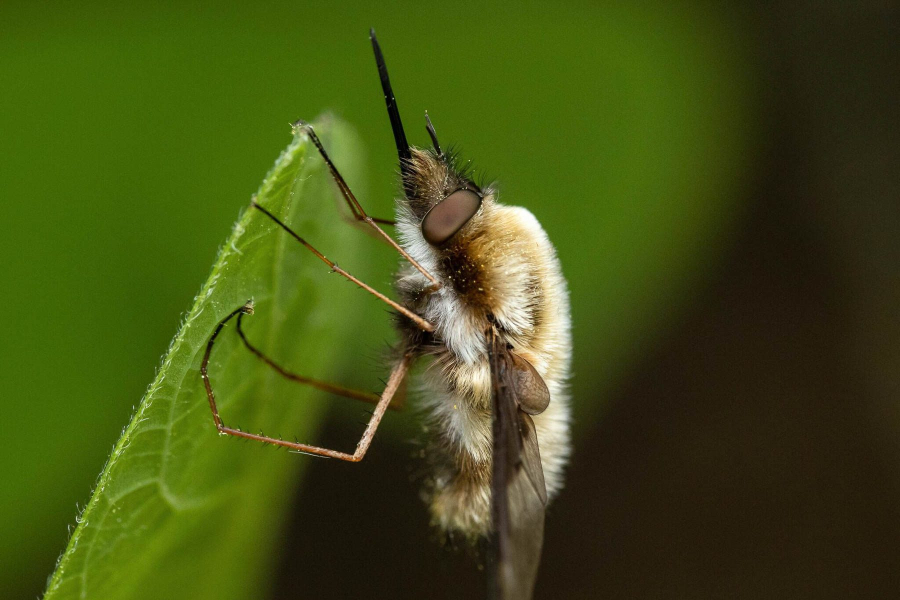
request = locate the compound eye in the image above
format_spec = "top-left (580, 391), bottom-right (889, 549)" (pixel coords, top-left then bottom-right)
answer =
top-left (421, 189), bottom-right (482, 246)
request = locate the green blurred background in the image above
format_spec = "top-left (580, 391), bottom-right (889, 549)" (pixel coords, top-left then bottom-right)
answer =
top-left (2, 1), bottom-right (897, 598)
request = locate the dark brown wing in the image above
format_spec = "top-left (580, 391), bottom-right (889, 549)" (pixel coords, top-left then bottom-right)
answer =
top-left (488, 329), bottom-right (549, 600)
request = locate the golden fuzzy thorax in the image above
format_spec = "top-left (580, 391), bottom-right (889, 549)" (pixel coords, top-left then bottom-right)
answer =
top-left (395, 150), bottom-right (572, 538)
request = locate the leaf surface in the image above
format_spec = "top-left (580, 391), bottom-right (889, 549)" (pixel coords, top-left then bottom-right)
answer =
top-left (45, 118), bottom-right (367, 600)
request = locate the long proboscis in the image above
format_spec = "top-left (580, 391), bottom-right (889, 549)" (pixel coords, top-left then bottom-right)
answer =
top-left (370, 28), bottom-right (413, 194)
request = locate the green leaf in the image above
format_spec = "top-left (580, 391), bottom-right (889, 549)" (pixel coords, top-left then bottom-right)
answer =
top-left (45, 117), bottom-right (367, 600)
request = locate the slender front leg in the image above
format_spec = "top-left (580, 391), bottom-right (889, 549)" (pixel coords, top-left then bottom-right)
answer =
top-left (294, 121), bottom-right (440, 288)
top-left (251, 199), bottom-right (433, 332)
top-left (201, 304), bottom-right (413, 461)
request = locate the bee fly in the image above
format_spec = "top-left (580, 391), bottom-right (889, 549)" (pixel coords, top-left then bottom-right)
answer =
top-left (201, 29), bottom-right (571, 600)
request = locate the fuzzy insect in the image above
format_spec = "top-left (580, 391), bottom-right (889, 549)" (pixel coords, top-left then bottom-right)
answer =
top-left (201, 29), bottom-right (571, 600)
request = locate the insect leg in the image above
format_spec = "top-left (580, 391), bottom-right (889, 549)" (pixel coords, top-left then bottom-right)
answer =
top-left (251, 199), bottom-right (434, 332)
top-left (294, 121), bottom-right (440, 288)
top-left (297, 121), bottom-right (393, 225)
top-left (232, 307), bottom-right (402, 409)
top-left (201, 310), bottom-right (411, 463)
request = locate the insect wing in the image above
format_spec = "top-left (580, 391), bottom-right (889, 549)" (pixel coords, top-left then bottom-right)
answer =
top-left (517, 411), bottom-right (548, 506)
top-left (509, 352), bottom-right (551, 416)
top-left (489, 333), bottom-right (548, 600)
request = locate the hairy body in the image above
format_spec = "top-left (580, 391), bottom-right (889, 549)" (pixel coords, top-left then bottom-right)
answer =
top-left (394, 150), bottom-right (572, 538)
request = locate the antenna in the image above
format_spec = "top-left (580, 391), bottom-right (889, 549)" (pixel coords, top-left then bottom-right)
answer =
top-left (425, 111), bottom-right (443, 157)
